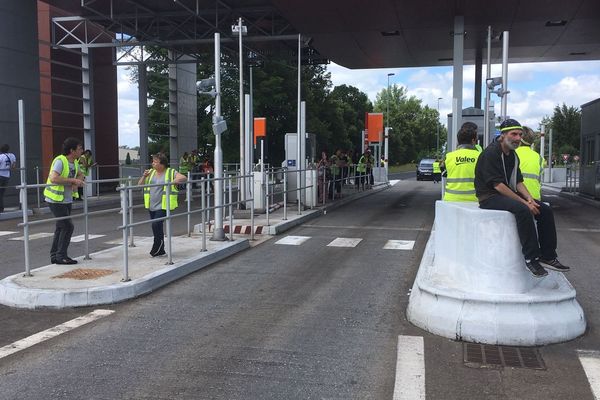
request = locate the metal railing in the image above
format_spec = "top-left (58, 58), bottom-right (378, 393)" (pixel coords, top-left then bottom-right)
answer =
top-left (16, 173), bottom-right (254, 281)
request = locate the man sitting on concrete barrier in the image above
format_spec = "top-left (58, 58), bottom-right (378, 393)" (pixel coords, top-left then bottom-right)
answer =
top-left (474, 119), bottom-right (570, 277)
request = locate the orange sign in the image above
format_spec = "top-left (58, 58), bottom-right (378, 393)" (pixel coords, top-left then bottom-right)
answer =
top-left (366, 113), bottom-right (384, 143)
top-left (254, 117), bottom-right (266, 145)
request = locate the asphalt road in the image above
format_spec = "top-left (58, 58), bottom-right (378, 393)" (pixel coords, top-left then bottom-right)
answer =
top-left (0, 180), bottom-right (599, 399)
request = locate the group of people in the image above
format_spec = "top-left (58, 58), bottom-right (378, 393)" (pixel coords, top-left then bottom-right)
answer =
top-left (44, 138), bottom-right (188, 264)
top-left (316, 148), bottom-right (377, 202)
top-left (178, 149), bottom-right (214, 178)
top-left (441, 120), bottom-right (569, 278)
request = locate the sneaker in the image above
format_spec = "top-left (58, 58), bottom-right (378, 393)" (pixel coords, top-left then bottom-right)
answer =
top-left (539, 258), bottom-right (570, 272)
top-left (151, 240), bottom-right (164, 257)
top-left (525, 259), bottom-right (548, 278)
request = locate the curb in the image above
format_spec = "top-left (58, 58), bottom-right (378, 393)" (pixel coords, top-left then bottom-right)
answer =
top-left (0, 239), bottom-right (250, 309)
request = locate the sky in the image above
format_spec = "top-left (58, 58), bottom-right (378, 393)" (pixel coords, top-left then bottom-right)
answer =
top-left (117, 59), bottom-right (600, 148)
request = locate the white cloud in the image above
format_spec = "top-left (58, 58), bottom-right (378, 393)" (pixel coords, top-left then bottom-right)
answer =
top-left (117, 65), bottom-right (140, 147)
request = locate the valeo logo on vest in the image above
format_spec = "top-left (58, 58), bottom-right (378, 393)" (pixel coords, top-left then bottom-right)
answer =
top-left (455, 156), bottom-right (476, 164)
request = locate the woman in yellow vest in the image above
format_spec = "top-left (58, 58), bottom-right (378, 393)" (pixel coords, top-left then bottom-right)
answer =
top-left (138, 153), bottom-right (187, 257)
top-left (44, 137), bottom-right (85, 264)
top-left (515, 126), bottom-right (543, 201)
top-left (443, 123), bottom-right (480, 201)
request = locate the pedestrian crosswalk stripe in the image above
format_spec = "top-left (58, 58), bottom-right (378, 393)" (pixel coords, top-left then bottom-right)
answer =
top-left (327, 238), bottom-right (362, 247)
top-left (384, 240), bottom-right (415, 250)
top-left (9, 232), bottom-right (54, 241)
top-left (104, 236), bottom-right (152, 245)
top-left (71, 234), bottom-right (106, 243)
top-left (578, 350), bottom-right (600, 400)
top-left (0, 231), bottom-right (17, 237)
top-left (394, 335), bottom-right (425, 400)
top-left (275, 236), bottom-right (311, 245)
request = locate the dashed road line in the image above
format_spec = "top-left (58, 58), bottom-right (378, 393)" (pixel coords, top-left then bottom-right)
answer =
top-left (394, 335), bottom-right (426, 400)
top-left (9, 232), bottom-right (54, 241)
top-left (327, 237), bottom-right (362, 247)
top-left (275, 235), bottom-right (311, 246)
top-left (0, 309), bottom-right (114, 360)
top-left (578, 350), bottom-right (600, 399)
top-left (384, 240), bottom-right (415, 250)
top-left (0, 231), bottom-right (17, 237)
top-left (70, 234), bottom-right (106, 243)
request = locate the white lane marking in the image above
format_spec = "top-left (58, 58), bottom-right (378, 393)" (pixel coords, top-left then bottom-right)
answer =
top-left (275, 235), bottom-right (311, 246)
top-left (0, 231), bottom-right (17, 237)
top-left (578, 350), bottom-right (600, 399)
top-left (389, 180), bottom-right (400, 186)
top-left (384, 240), bottom-right (415, 250)
top-left (568, 228), bottom-right (600, 233)
top-left (301, 224), bottom-right (429, 232)
top-left (0, 309), bottom-right (114, 360)
top-left (9, 232), bottom-right (54, 241)
top-left (105, 236), bottom-right (151, 245)
top-left (544, 194), bottom-right (559, 197)
top-left (70, 234), bottom-right (106, 243)
top-left (394, 335), bottom-right (426, 400)
top-left (327, 237), bottom-right (363, 247)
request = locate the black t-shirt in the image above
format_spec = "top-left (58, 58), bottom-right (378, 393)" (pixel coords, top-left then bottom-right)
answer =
top-left (474, 140), bottom-right (523, 200)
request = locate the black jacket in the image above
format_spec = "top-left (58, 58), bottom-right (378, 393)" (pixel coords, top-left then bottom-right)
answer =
top-left (474, 140), bottom-right (523, 202)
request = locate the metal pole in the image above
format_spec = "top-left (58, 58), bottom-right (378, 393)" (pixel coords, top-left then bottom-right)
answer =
top-left (540, 125), bottom-right (546, 182)
top-left (437, 97), bottom-right (442, 154)
top-left (250, 195), bottom-right (255, 240)
top-left (501, 31), bottom-right (509, 120)
top-left (212, 32), bottom-right (225, 240)
top-left (35, 166), bottom-right (41, 209)
top-left (266, 171), bottom-right (270, 226)
top-left (18, 100), bottom-right (31, 277)
top-left (283, 169), bottom-right (287, 220)
top-left (165, 182), bottom-right (173, 265)
top-left (484, 25), bottom-right (492, 145)
top-left (201, 178), bottom-right (207, 251)
top-left (186, 171), bottom-right (191, 236)
top-left (238, 17), bottom-right (246, 209)
top-left (296, 34), bottom-right (302, 214)
top-left (548, 128), bottom-right (553, 183)
top-left (229, 175), bottom-right (233, 241)
top-left (83, 183), bottom-right (91, 260)
top-left (128, 176), bottom-right (135, 247)
top-left (120, 183), bottom-right (129, 282)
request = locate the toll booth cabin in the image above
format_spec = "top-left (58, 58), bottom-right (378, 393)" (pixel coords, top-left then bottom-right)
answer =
top-left (580, 98), bottom-right (600, 199)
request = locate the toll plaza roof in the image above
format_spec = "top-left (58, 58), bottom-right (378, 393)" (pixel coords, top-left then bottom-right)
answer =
top-left (45, 0), bottom-right (600, 68)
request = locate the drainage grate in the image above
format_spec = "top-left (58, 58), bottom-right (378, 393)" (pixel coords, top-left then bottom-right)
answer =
top-left (52, 268), bottom-right (115, 280)
top-left (463, 343), bottom-right (546, 370)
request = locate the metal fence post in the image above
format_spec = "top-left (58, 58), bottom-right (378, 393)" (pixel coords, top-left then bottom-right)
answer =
top-left (283, 169), bottom-right (287, 220)
top-left (35, 166), bottom-right (41, 209)
top-left (120, 183), bottom-right (130, 282)
top-left (250, 195), bottom-right (255, 240)
top-left (165, 182), bottom-right (173, 265)
top-left (201, 178), bottom-right (207, 251)
top-left (266, 172), bottom-right (270, 226)
top-left (128, 176), bottom-right (135, 247)
top-left (229, 175), bottom-right (233, 241)
top-left (83, 184), bottom-right (91, 260)
top-left (186, 171), bottom-right (191, 236)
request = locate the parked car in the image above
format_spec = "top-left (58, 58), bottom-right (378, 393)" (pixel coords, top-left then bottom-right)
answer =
top-left (416, 158), bottom-right (436, 180)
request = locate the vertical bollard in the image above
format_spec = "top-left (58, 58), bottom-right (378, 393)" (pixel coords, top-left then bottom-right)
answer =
top-left (266, 172), bottom-right (270, 226)
top-left (207, 173), bottom-right (212, 224)
top-left (128, 176), bottom-right (135, 247)
top-left (186, 171), bottom-right (191, 236)
top-left (283, 170), bottom-right (287, 220)
top-left (120, 183), bottom-right (130, 281)
top-left (83, 184), bottom-right (91, 260)
top-left (165, 182), bottom-right (173, 265)
top-left (250, 196), bottom-right (255, 240)
top-left (229, 175), bottom-right (233, 241)
top-left (201, 178), bottom-right (207, 251)
top-left (18, 100), bottom-right (31, 277)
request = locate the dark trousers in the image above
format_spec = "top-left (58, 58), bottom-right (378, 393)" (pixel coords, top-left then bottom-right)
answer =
top-left (0, 176), bottom-right (8, 212)
top-left (48, 203), bottom-right (74, 260)
top-left (149, 209), bottom-right (166, 248)
top-left (480, 196), bottom-right (557, 261)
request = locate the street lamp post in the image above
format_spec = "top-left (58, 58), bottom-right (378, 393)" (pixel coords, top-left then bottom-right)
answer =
top-left (436, 97), bottom-right (442, 155)
top-left (386, 73), bottom-right (395, 128)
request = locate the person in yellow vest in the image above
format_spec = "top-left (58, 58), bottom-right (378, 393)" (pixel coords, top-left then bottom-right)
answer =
top-left (443, 123), bottom-right (481, 201)
top-left (432, 159), bottom-right (441, 183)
top-left (44, 137), bottom-right (85, 265)
top-left (515, 126), bottom-right (543, 201)
top-left (138, 153), bottom-right (187, 257)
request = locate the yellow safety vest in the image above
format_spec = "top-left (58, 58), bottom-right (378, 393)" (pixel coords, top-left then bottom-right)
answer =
top-left (80, 154), bottom-right (92, 175)
top-left (432, 162), bottom-right (441, 173)
top-left (143, 168), bottom-right (179, 210)
top-left (357, 156), bottom-right (366, 172)
top-left (516, 146), bottom-right (543, 200)
top-left (443, 148), bottom-right (480, 202)
top-left (44, 155), bottom-right (80, 201)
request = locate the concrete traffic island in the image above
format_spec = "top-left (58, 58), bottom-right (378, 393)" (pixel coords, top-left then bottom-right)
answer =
top-left (407, 201), bottom-right (586, 346)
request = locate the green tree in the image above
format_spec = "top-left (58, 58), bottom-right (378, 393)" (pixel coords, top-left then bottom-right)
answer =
top-left (541, 103), bottom-right (581, 161)
top-left (374, 85), bottom-right (446, 164)
top-left (329, 85), bottom-right (373, 153)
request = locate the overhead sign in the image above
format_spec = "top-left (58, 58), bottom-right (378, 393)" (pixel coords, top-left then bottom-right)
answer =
top-left (254, 117), bottom-right (266, 145)
top-left (366, 113), bottom-right (384, 143)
